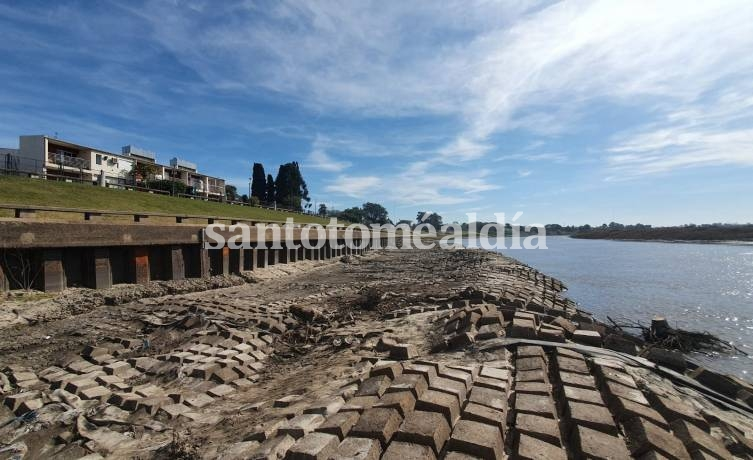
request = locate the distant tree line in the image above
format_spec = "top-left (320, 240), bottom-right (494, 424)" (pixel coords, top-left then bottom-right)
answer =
top-left (324, 202), bottom-right (391, 225)
top-left (447, 221), bottom-right (753, 240)
top-left (250, 162), bottom-right (311, 212)
top-left (571, 222), bottom-right (753, 241)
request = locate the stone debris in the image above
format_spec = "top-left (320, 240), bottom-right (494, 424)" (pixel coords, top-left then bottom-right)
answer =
top-left (0, 248), bottom-right (751, 458)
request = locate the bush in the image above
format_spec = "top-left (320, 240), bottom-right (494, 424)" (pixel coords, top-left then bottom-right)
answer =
top-left (146, 179), bottom-right (187, 195)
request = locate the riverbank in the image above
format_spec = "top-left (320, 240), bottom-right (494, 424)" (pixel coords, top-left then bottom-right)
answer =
top-left (572, 224), bottom-right (753, 243)
top-left (1, 248), bottom-right (752, 458)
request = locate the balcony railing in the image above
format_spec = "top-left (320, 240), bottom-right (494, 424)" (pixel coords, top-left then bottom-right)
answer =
top-left (48, 152), bottom-right (89, 169)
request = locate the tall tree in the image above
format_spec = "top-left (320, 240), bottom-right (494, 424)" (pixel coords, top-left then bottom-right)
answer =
top-left (362, 202), bottom-right (389, 225)
top-left (251, 163), bottom-right (266, 201)
top-left (274, 162), bottom-right (310, 211)
top-left (318, 203), bottom-right (328, 217)
top-left (265, 174), bottom-right (276, 204)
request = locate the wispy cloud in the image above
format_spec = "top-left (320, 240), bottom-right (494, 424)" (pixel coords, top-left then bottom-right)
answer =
top-left (131, 0), bottom-right (753, 175)
top-left (493, 152), bottom-right (568, 163)
top-left (605, 87), bottom-right (753, 178)
top-left (306, 149), bottom-right (351, 172)
top-left (324, 160), bottom-right (501, 206)
top-left (324, 175), bottom-right (380, 198)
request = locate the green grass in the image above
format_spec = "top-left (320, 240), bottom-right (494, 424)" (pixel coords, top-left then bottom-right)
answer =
top-left (0, 175), bottom-right (328, 224)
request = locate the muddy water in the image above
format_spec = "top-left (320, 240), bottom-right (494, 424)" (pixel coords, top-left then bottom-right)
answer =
top-left (465, 236), bottom-right (753, 380)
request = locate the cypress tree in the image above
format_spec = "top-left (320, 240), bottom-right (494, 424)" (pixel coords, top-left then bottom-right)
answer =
top-left (274, 162), bottom-right (310, 211)
top-left (265, 174), bottom-right (276, 204)
top-left (251, 163), bottom-right (266, 201)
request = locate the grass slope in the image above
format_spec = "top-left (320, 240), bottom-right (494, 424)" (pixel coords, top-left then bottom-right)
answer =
top-left (0, 175), bottom-right (327, 224)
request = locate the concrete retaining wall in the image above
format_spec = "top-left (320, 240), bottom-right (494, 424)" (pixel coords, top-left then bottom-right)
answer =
top-left (0, 221), bottom-right (389, 292)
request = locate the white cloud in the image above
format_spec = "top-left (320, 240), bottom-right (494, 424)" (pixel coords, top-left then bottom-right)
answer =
top-left (133, 0), bottom-right (753, 176)
top-left (438, 136), bottom-right (493, 162)
top-left (517, 169), bottom-right (532, 177)
top-left (306, 149), bottom-right (351, 172)
top-left (324, 175), bottom-right (381, 198)
top-left (605, 87), bottom-right (753, 177)
top-left (4, 0), bottom-right (753, 215)
top-left (324, 161), bottom-right (501, 206)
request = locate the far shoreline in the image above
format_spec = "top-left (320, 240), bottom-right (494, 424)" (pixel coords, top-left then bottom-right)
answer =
top-left (569, 235), bottom-right (753, 247)
top-left (456, 233), bottom-right (753, 247)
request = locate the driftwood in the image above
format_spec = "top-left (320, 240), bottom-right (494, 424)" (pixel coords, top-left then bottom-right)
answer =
top-left (607, 315), bottom-right (747, 357)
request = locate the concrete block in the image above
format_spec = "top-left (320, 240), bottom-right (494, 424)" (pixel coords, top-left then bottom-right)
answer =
top-left (415, 389), bottom-right (461, 427)
top-left (516, 413), bottom-right (559, 446)
top-left (184, 393), bottom-right (214, 409)
top-left (516, 433), bottom-right (567, 460)
top-left (356, 375), bottom-right (391, 397)
top-left (3, 391), bottom-right (40, 412)
top-left (461, 402), bottom-right (506, 436)
top-left (447, 419), bottom-right (503, 460)
top-left (285, 432), bottom-right (339, 460)
top-left (565, 400), bottom-right (617, 436)
top-left (349, 407), bottom-right (403, 448)
top-left (389, 343), bottom-right (418, 360)
top-left (373, 390), bottom-right (416, 417)
top-left (381, 441), bottom-right (436, 460)
top-left (331, 437), bottom-right (381, 460)
top-left (303, 397), bottom-right (344, 416)
top-left (251, 434), bottom-right (296, 460)
top-left (572, 425), bottom-right (631, 459)
top-left (623, 418), bottom-right (690, 459)
top-left (670, 419), bottom-right (733, 459)
top-left (468, 386), bottom-right (506, 412)
top-left (572, 329), bottom-right (602, 347)
top-left (315, 411), bottom-right (360, 440)
top-left (395, 409), bottom-right (451, 454)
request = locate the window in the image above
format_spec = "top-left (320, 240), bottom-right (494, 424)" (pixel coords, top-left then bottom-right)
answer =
top-left (95, 154), bottom-right (102, 165)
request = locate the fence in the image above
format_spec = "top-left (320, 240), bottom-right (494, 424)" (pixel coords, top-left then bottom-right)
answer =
top-left (0, 203), bottom-right (337, 227)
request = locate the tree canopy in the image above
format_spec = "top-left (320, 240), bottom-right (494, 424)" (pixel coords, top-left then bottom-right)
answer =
top-left (130, 162), bottom-right (156, 183)
top-left (338, 207), bottom-right (365, 224)
top-left (265, 174), bottom-right (276, 204)
top-left (251, 163), bottom-right (266, 201)
top-left (417, 211), bottom-right (443, 229)
top-left (274, 162), bottom-right (310, 211)
top-left (225, 184), bottom-right (239, 202)
top-left (362, 202), bottom-right (390, 225)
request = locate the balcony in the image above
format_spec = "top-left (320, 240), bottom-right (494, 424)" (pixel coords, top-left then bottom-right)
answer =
top-left (47, 152), bottom-right (89, 169)
top-left (208, 185), bottom-right (224, 195)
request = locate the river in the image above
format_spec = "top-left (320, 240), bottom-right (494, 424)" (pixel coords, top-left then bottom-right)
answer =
top-left (464, 235), bottom-right (753, 380)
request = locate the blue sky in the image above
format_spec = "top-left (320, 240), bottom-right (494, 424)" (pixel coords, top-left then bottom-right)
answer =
top-left (1, 0), bottom-right (752, 226)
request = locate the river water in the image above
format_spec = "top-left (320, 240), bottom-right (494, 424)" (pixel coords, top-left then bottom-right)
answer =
top-left (464, 236), bottom-right (753, 380)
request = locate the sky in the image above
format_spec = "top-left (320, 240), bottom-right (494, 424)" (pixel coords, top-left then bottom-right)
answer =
top-left (1, 0), bottom-right (752, 226)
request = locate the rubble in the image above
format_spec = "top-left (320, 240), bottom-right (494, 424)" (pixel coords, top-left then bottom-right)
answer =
top-left (0, 248), bottom-right (751, 458)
